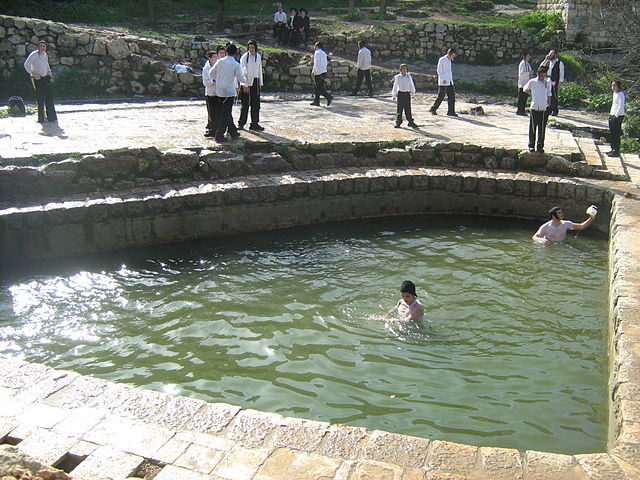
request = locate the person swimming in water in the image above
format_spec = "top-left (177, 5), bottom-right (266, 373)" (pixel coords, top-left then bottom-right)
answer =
top-left (388, 280), bottom-right (424, 322)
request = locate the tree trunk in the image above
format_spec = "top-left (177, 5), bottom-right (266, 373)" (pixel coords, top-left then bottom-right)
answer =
top-left (217, 0), bottom-right (224, 26)
top-left (379, 0), bottom-right (386, 14)
top-left (349, 0), bottom-right (355, 14)
top-left (148, 0), bottom-right (155, 23)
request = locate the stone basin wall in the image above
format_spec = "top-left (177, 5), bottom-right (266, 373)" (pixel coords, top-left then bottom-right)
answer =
top-left (0, 141), bottom-right (602, 205)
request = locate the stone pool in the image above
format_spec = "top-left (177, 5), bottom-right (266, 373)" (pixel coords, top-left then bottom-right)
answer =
top-left (0, 215), bottom-right (610, 455)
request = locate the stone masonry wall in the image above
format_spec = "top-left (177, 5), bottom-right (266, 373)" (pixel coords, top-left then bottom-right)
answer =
top-left (0, 140), bottom-right (607, 205)
top-left (0, 15), bottom-right (372, 98)
top-left (317, 22), bottom-right (540, 66)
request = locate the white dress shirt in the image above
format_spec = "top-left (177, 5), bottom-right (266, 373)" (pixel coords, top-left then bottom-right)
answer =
top-left (391, 72), bottom-right (416, 98)
top-left (24, 50), bottom-right (52, 77)
top-left (211, 55), bottom-right (246, 97)
top-left (610, 91), bottom-right (625, 116)
top-left (356, 47), bottom-right (372, 70)
top-left (518, 59), bottom-right (532, 88)
top-left (541, 58), bottom-right (565, 85)
top-left (202, 59), bottom-right (216, 96)
top-left (436, 55), bottom-right (454, 86)
top-left (524, 77), bottom-right (552, 111)
top-left (240, 52), bottom-right (263, 87)
top-left (312, 49), bottom-right (328, 75)
top-left (274, 11), bottom-right (287, 23)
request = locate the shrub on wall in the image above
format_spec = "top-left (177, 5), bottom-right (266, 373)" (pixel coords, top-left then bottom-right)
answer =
top-left (515, 12), bottom-right (564, 42)
top-left (558, 53), bottom-right (585, 81)
top-left (557, 82), bottom-right (589, 107)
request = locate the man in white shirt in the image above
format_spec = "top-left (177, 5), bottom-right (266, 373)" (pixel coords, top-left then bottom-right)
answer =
top-left (273, 4), bottom-right (287, 43)
top-left (23, 40), bottom-right (57, 123)
top-left (607, 80), bottom-right (625, 157)
top-left (516, 52), bottom-right (533, 116)
top-left (391, 64), bottom-right (417, 128)
top-left (524, 67), bottom-right (552, 153)
top-left (238, 40), bottom-right (264, 132)
top-left (351, 40), bottom-right (373, 97)
top-left (310, 42), bottom-right (333, 107)
top-left (540, 50), bottom-right (565, 116)
top-left (532, 206), bottom-right (596, 244)
top-left (202, 49), bottom-right (220, 138)
top-left (430, 48), bottom-right (457, 116)
top-left (210, 43), bottom-right (246, 143)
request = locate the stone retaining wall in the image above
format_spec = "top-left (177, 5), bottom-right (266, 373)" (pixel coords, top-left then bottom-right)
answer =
top-left (0, 166), bottom-right (613, 265)
top-left (0, 141), bottom-right (601, 205)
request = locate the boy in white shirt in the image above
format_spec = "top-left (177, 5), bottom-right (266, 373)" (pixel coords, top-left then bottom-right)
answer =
top-left (310, 42), bottom-right (333, 107)
top-left (238, 40), bottom-right (264, 131)
top-left (202, 49), bottom-right (220, 138)
top-left (516, 52), bottom-right (533, 115)
top-left (273, 4), bottom-right (287, 42)
top-left (524, 67), bottom-right (552, 153)
top-left (607, 80), bottom-right (625, 157)
top-left (351, 40), bottom-right (373, 97)
top-left (23, 41), bottom-right (57, 123)
top-left (392, 64), bottom-right (417, 128)
top-left (430, 48), bottom-right (457, 116)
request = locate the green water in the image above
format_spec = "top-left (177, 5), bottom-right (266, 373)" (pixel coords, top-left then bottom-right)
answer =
top-left (0, 216), bottom-right (609, 454)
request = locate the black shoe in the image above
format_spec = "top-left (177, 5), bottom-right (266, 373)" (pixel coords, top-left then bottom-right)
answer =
top-left (37, 119), bottom-right (46, 123)
top-left (537, 148), bottom-right (545, 153)
top-left (407, 122), bottom-right (418, 128)
top-left (368, 91), bottom-right (373, 97)
top-left (447, 112), bottom-right (458, 117)
top-left (349, 92), bottom-right (358, 96)
top-left (516, 112), bottom-right (527, 116)
top-left (230, 131), bottom-right (240, 139)
top-left (310, 102), bottom-right (320, 106)
top-left (327, 96), bottom-right (333, 106)
top-left (430, 109), bottom-right (437, 115)
top-left (204, 131), bottom-right (215, 138)
top-left (528, 147), bottom-right (535, 152)
top-left (607, 151), bottom-right (619, 157)
top-left (394, 123), bottom-right (401, 128)
top-left (215, 136), bottom-right (228, 143)
top-left (237, 124), bottom-right (245, 130)
top-left (249, 124), bottom-right (265, 131)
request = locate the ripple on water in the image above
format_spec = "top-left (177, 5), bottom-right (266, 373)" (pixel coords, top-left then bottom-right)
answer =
top-left (0, 216), bottom-right (608, 454)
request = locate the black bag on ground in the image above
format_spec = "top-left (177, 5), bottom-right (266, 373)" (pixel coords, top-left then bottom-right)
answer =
top-left (8, 96), bottom-right (26, 117)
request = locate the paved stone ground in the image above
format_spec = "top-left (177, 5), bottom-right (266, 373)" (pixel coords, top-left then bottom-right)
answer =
top-left (0, 94), bottom-right (609, 160)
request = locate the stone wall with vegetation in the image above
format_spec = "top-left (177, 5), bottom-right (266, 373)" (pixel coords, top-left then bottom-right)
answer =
top-left (0, 139), bottom-right (614, 205)
top-left (0, 15), bottom-right (382, 99)
top-left (537, 0), bottom-right (613, 46)
top-left (317, 22), bottom-right (539, 66)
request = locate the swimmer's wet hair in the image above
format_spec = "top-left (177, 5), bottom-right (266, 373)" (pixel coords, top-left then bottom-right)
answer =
top-left (400, 280), bottom-right (417, 297)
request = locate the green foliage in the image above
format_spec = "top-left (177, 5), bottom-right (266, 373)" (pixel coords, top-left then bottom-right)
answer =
top-left (621, 137), bottom-right (640, 154)
top-left (0, 68), bottom-right (36, 101)
top-left (557, 53), bottom-right (584, 81)
top-left (585, 93), bottom-right (611, 112)
top-left (370, 12), bottom-right (397, 21)
top-left (623, 100), bottom-right (640, 139)
top-left (338, 12), bottom-right (365, 22)
top-left (588, 72), bottom-right (616, 95)
top-left (475, 49), bottom-right (496, 66)
top-left (557, 82), bottom-right (589, 107)
top-left (463, 0), bottom-right (494, 12)
top-left (53, 69), bottom-right (109, 99)
top-left (514, 12), bottom-right (564, 42)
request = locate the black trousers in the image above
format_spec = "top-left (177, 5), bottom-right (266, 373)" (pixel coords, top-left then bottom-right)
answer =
top-left (516, 87), bottom-right (528, 114)
top-left (549, 83), bottom-right (559, 115)
top-left (215, 96), bottom-right (237, 139)
top-left (529, 109), bottom-right (549, 150)
top-left (205, 95), bottom-right (217, 133)
top-left (314, 73), bottom-right (331, 103)
top-left (34, 76), bottom-right (57, 122)
top-left (353, 69), bottom-right (372, 95)
top-left (396, 92), bottom-right (413, 125)
top-left (431, 85), bottom-right (455, 114)
top-left (609, 115), bottom-right (624, 153)
top-left (239, 80), bottom-right (260, 127)
top-left (288, 28), bottom-right (299, 46)
top-left (273, 23), bottom-right (285, 41)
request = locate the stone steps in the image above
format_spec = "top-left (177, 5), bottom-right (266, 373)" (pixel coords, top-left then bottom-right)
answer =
top-left (575, 137), bottom-right (604, 169)
top-left (595, 142), bottom-right (627, 180)
top-left (576, 137), bottom-right (629, 181)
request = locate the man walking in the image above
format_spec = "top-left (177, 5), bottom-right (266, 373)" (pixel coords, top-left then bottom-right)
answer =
top-left (23, 40), bottom-right (57, 123)
top-left (351, 40), bottom-right (373, 97)
top-left (540, 50), bottom-right (564, 116)
top-left (524, 67), bottom-right (552, 153)
top-left (238, 40), bottom-right (264, 132)
top-left (210, 43), bottom-right (246, 143)
top-left (310, 42), bottom-right (333, 107)
top-left (430, 48), bottom-right (457, 116)
top-left (607, 80), bottom-right (625, 157)
top-left (516, 52), bottom-right (533, 115)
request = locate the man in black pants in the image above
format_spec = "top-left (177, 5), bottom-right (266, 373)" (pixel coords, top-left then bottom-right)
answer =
top-left (238, 40), bottom-right (264, 131)
top-left (524, 67), bottom-right (552, 153)
top-left (430, 48), bottom-right (457, 116)
top-left (540, 50), bottom-right (564, 116)
top-left (210, 44), bottom-right (246, 142)
top-left (23, 41), bottom-right (57, 123)
top-left (351, 40), bottom-right (373, 97)
top-left (607, 80), bottom-right (626, 157)
top-left (310, 42), bottom-right (332, 107)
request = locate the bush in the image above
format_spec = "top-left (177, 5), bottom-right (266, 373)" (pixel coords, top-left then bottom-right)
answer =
top-left (585, 93), bottom-right (611, 112)
top-left (557, 82), bottom-right (589, 107)
top-left (370, 12), bottom-right (397, 20)
top-left (463, 0), bottom-right (494, 11)
top-left (339, 12), bottom-right (365, 22)
top-left (623, 101), bottom-right (640, 139)
top-left (515, 12), bottom-right (564, 42)
top-left (475, 49), bottom-right (497, 66)
top-left (621, 137), bottom-right (640, 154)
top-left (557, 53), bottom-right (584, 81)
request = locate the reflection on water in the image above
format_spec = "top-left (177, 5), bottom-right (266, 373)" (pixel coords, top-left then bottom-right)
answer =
top-left (0, 216), bottom-right (609, 454)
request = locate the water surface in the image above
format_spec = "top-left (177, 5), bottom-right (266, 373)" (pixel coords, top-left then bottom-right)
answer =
top-left (0, 216), bottom-right (609, 453)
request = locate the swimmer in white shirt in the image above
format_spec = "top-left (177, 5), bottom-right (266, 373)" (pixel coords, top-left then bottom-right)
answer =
top-left (532, 206), bottom-right (596, 244)
top-left (387, 280), bottom-right (425, 322)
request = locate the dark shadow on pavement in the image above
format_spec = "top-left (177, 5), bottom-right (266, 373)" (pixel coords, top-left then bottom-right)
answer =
top-left (39, 122), bottom-right (67, 139)
top-left (446, 115), bottom-right (511, 131)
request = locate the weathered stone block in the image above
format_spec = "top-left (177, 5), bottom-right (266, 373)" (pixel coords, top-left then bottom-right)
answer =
top-left (254, 448), bottom-right (341, 480)
top-left (426, 440), bottom-right (478, 475)
top-left (106, 38), bottom-right (131, 59)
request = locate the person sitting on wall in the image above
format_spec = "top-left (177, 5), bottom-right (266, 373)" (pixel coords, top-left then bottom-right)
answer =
top-left (273, 3), bottom-right (287, 43)
top-left (532, 206), bottom-right (597, 244)
top-left (299, 8), bottom-right (311, 44)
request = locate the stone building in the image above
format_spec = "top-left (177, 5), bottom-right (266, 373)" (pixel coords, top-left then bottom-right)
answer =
top-left (537, 0), bottom-right (633, 47)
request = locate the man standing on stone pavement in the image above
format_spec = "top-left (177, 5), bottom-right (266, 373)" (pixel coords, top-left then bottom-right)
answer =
top-left (430, 48), bottom-right (457, 117)
top-left (23, 40), bottom-right (58, 123)
top-left (516, 52), bottom-right (533, 116)
top-left (202, 49), bottom-right (220, 138)
top-left (524, 66), bottom-right (552, 153)
top-left (540, 50), bottom-right (564, 116)
top-left (238, 40), bottom-right (264, 132)
top-left (310, 42), bottom-right (333, 107)
top-left (351, 40), bottom-right (373, 97)
top-left (210, 43), bottom-right (246, 143)
top-left (607, 80), bottom-right (625, 157)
